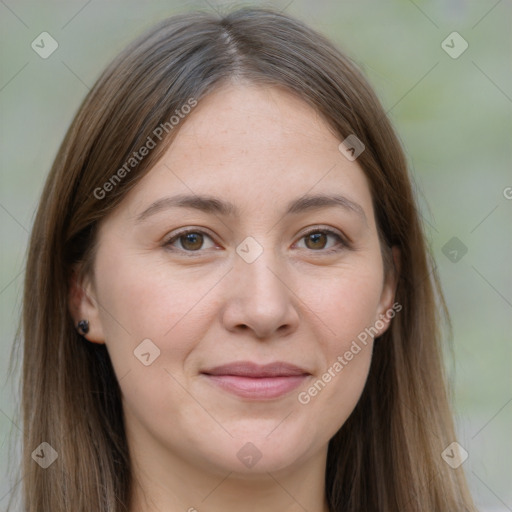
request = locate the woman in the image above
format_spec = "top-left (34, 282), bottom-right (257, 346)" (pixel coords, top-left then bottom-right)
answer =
top-left (15, 6), bottom-right (477, 511)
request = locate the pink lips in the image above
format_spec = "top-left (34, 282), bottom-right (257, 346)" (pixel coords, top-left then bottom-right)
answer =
top-left (201, 361), bottom-right (310, 400)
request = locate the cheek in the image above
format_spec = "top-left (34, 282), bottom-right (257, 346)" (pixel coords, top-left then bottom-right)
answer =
top-left (296, 259), bottom-right (384, 345)
top-left (93, 254), bottom-right (222, 440)
top-left (97, 250), bottom-right (202, 337)
top-left (298, 344), bottom-right (373, 445)
top-left (94, 250), bottom-right (228, 380)
top-left (292, 262), bottom-right (382, 429)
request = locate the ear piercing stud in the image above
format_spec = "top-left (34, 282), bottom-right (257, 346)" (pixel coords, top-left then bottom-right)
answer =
top-left (77, 319), bottom-right (89, 334)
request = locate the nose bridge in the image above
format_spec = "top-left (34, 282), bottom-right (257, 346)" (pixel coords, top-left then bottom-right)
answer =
top-left (234, 234), bottom-right (289, 303)
top-left (221, 234), bottom-right (298, 337)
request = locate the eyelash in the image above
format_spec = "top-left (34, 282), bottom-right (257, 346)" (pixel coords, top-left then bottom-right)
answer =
top-left (163, 226), bottom-right (350, 256)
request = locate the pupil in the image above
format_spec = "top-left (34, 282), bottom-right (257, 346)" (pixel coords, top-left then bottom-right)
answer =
top-left (308, 233), bottom-right (325, 249)
top-left (183, 233), bottom-right (202, 250)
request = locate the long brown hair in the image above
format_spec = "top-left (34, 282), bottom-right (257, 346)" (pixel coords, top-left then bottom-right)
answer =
top-left (11, 6), bottom-right (477, 511)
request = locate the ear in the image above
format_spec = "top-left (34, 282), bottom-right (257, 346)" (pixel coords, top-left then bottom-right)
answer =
top-left (68, 264), bottom-right (105, 344)
top-left (374, 246), bottom-right (401, 338)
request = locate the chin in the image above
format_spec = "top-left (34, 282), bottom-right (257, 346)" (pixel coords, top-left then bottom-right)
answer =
top-left (190, 425), bottom-right (315, 476)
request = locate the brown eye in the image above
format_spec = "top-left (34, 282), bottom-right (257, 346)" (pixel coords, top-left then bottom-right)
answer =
top-left (296, 228), bottom-right (347, 253)
top-left (304, 232), bottom-right (328, 250)
top-left (164, 229), bottom-right (216, 253)
top-left (180, 232), bottom-right (204, 251)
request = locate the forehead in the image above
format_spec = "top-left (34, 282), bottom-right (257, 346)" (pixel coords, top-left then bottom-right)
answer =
top-left (115, 83), bottom-right (375, 225)
top-left (175, 82), bottom-right (336, 156)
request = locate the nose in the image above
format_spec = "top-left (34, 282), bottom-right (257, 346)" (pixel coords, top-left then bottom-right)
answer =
top-left (220, 246), bottom-right (300, 340)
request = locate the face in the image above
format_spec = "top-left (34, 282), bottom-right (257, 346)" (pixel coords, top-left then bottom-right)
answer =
top-left (71, 83), bottom-right (397, 478)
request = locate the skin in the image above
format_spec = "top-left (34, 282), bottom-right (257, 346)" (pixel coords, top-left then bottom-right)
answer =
top-left (69, 82), bottom-right (399, 512)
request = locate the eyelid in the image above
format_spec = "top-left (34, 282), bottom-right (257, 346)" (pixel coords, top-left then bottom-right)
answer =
top-left (298, 225), bottom-right (349, 242)
top-left (294, 225), bottom-right (350, 252)
top-left (163, 225), bottom-right (350, 254)
top-left (163, 227), bottom-right (218, 250)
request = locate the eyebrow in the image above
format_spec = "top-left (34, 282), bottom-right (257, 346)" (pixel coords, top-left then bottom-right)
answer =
top-left (135, 192), bottom-right (367, 224)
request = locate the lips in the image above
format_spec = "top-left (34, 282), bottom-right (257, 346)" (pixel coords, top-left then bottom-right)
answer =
top-left (201, 361), bottom-right (310, 399)
top-left (202, 361), bottom-right (309, 378)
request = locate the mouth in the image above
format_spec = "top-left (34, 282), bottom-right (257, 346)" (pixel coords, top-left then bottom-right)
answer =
top-left (200, 361), bottom-right (311, 400)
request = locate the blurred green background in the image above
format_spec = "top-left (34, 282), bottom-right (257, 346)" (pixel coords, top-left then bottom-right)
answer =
top-left (1, 0), bottom-right (511, 510)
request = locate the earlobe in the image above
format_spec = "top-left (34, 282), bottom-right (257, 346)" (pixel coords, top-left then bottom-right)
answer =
top-left (68, 265), bottom-right (105, 344)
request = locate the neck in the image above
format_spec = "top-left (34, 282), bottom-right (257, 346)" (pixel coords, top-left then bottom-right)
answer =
top-left (128, 441), bottom-right (330, 512)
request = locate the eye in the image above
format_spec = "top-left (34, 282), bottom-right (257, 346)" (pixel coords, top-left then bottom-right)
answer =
top-left (163, 229), bottom-right (217, 253)
top-left (163, 226), bottom-right (349, 256)
top-left (295, 227), bottom-right (348, 253)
